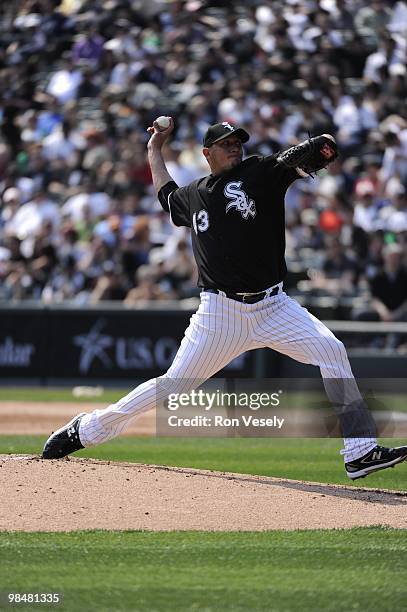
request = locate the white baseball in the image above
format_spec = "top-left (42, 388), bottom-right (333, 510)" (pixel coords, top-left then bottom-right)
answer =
top-left (156, 116), bottom-right (171, 131)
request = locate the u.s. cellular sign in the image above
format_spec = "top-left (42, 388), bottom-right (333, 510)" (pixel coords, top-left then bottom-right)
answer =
top-left (0, 307), bottom-right (253, 380)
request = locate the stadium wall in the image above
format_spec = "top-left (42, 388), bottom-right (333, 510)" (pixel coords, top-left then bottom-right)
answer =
top-left (0, 306), bottom-right (406, 382)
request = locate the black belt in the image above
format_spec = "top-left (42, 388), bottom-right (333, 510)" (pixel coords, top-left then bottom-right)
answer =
top-left (203, 285), bottom-right (280, 304)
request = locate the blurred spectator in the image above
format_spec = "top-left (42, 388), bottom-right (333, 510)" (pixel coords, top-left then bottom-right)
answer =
top-left (6, 189), bottom-right (60, 245)
top-left (353, 184), bottom-right (379, 233)
top-left (61, 181), bottom-right (110, 222)
top-left (160, 238), bottom-right (197, 297)
top-left (307, 237), bottom-right (359, 297)
top-left (380, 126), bottom-right (407, 187)
top-left (355, 0), bottom-right (393, 40)
top-left (1, 187), bottom-right (22, 230)
top-left (363, 34), bottom-right (404, 84)
top-left (378, 187), bottom-right (407, 233)
top-left (90, 262), bottom-right (128, 303)
top-left (125, 264), bottom-right (173, 304)
top-left (358, 243), bottom-right (407, 322)
top-left (47, 58), bottom-right (82, 104)
top-left (71, 24), bottom-right (105, 67)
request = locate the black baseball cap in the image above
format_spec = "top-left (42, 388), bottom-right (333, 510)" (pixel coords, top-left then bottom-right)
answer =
top-left (203, 122), bottom-right (250, 147)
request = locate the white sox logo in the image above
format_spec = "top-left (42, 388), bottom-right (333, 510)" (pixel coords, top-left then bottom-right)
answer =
top-left (224, 181), bottom-right (257, 220)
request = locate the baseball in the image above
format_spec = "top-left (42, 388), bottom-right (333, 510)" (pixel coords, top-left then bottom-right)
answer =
top-left (155, 116), bottom-right (171, 131)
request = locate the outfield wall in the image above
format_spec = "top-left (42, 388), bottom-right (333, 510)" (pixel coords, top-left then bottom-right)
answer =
top-left (0, 305), bottom-right (406, 382)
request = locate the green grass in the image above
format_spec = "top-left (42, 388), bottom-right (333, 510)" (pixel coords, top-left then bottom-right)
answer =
top-left (2, 389), bottom-right (406, 611)
top-left (1, 436), bottom-right (407, 490)
top-left (1, 529), bottom-right (406, 611)
top-left (0, 387), bottom-right (131, 403)
top-left (0, 386), bottom-right (405, 410)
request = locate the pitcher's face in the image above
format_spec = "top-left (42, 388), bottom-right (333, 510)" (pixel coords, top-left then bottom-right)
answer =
top-left (203, 137), bottom-right (243, 175)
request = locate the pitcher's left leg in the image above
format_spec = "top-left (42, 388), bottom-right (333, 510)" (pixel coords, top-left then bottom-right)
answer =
top-left (252, 292), bottom-right (377, 462)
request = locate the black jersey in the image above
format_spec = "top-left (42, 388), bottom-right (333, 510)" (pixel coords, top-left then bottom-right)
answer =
top-left (159, 155), bottom-right (299, 293)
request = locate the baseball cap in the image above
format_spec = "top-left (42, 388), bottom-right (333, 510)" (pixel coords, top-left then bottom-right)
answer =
top-left (203, 122), bottom-right (250, 147)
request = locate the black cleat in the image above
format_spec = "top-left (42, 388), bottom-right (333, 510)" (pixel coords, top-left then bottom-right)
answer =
top-left (42, 413), bottom-right (86, 459)
top-left (345, 445), bottom-right (407, 480)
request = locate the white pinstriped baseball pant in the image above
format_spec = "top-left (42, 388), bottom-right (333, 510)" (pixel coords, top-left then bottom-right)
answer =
top-left (79, 288), bottom-right (377, 462)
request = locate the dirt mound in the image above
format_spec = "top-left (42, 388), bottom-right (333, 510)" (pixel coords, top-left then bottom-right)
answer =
top-left (1, 455), bottom-right (406, 531)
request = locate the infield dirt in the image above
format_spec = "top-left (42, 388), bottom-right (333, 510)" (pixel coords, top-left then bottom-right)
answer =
top-left (1, 455), bottom-right (406, 532)
top-left (1, 402), bottom-right (407, 531)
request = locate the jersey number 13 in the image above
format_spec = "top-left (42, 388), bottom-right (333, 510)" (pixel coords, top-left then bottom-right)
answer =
top-left (193, 210), bottom-right (209, 234)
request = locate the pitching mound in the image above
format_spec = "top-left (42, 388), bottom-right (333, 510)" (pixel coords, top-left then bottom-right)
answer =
top-left (1, 455), bottom-right (406, 531)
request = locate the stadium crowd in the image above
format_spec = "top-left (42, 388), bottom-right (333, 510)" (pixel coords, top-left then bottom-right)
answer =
top-left (0, 0), bottom-right (406, 327)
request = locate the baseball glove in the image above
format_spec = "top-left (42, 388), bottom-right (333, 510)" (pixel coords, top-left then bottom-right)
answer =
top-left (277, 134), bottom-right (338, 177)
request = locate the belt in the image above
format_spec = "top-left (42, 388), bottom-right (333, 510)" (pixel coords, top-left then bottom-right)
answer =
top-left (203, 284), bottom-right (280, 304)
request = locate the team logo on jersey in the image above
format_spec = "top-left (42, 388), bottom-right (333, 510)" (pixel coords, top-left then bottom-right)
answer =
top-left (224, 181), bottom-right (257, 220)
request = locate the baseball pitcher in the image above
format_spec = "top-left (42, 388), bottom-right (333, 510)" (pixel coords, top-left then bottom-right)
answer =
top-left (42, 119), bottom-right (407, 480)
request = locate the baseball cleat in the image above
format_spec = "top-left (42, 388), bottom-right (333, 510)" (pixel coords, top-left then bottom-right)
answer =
top-left (345, 445), bottom-right (407, 480)
top-left (42, 413), bottom-right (86, 459)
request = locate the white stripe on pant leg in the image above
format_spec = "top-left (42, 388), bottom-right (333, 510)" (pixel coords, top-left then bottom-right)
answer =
top-left (251, 293), bottom-right (377, 462)
top-left (79, 293), bottom-right (251, 447)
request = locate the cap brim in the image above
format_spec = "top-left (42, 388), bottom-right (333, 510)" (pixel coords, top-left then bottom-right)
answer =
top-left (211, 127), bottom-right (250, 145)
